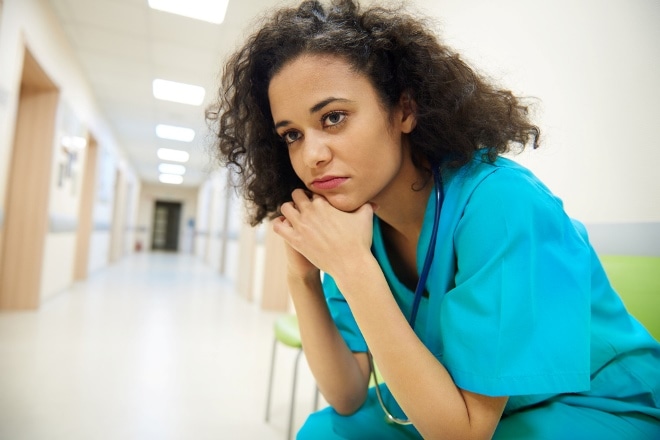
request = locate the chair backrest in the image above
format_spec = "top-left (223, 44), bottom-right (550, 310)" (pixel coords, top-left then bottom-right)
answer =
top-left (600, 255), bottom-right (660, 341)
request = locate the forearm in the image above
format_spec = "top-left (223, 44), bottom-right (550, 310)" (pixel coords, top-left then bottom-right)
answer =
top-left (334, 255), bottom-right (505, 439)
top-left (287, 273), bottom-right (370, 414)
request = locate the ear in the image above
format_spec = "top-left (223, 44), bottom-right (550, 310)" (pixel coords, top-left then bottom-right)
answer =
top-left (398, 92), bottom-right (417, 134)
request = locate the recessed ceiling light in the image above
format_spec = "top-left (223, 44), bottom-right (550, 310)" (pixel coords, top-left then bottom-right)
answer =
top-left (159, 174), bottom-right (184, 185)
top-left (148, 0), bottom-right (229, 24)
top-left (153, 79), bottom-right (205, 106)
top-left (156, 124), bottom-right (195, 142)
top-left (157, 148), bottom-right (190, 163)
top-left (158, 163), bottom-right (186, 175)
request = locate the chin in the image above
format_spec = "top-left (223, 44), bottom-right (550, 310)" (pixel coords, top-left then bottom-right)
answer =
top-left (325, 196), bottom-right (364, 213)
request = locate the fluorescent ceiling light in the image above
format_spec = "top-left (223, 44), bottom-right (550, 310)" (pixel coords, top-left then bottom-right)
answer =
top-left (156, 124), bottom-right (195, 142)
top-left (159, 174), bottom-right (184, 185)
top-left (148, 0), bottom-right (229, 24)
top-left (158, 163), bottom-right (186, 175)
top-left (157, 148), bottom-right (190, 163)
top-left (153, 79), bottom-right (205, 106)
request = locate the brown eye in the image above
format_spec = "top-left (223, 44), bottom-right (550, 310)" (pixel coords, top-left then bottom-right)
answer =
top-left (282, 131), bottom-right (302, 145)
top-left (323, 111), bottom-right (346, 127)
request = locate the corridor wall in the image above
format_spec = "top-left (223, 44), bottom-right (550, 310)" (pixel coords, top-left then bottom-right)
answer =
top-left (0, 0), bottom-right (139, 307)
top-left (419, 0), bottom-right (660, 254)
top-left (194, 168), bottom-right (245, 285)
top-left (203, 171), bottom-right (230, 270)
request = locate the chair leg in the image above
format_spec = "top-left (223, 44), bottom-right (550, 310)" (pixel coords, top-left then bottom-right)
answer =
top-left (287, 348), bottom-right (303, 440)
top-left (313, 386), bottom-right (319, 412)
top-left (265, 336), bottom-right (278, 422)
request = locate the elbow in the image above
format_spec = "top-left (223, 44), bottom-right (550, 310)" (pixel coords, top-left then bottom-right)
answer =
top-left (416, 416), bottom-right (499, 440)
top-left (332, 401), bottom-right (363, 416)
top-left (326, 389), bottom-right (367, 416)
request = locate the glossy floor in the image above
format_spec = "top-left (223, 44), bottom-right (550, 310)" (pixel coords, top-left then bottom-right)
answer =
top-left (0, 252), bottom-right (322, 440)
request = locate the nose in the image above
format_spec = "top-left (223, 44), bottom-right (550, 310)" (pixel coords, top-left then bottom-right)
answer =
top-left (302, 131), bottom-right (332, 169)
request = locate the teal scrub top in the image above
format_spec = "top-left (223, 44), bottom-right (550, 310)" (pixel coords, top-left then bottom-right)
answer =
top-left (323, 154), bottom-right (660, 420)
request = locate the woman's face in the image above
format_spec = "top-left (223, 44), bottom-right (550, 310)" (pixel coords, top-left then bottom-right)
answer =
top-left (268, 54), bottom-right (417, 212)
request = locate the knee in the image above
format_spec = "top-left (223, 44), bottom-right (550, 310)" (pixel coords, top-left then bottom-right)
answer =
top-left (296, 409), bottom-right (335, 440)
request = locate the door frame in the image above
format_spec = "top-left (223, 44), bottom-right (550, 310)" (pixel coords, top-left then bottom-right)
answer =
top-left (0, 48), bottom-right (60, 309)
top-left (73, 134), bottom-right (98, 280)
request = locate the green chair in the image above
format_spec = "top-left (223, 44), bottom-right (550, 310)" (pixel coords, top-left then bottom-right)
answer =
top-left (265, 314), bottom-right (319, 439)
top-left (600, 255), bottom-right (660, 341)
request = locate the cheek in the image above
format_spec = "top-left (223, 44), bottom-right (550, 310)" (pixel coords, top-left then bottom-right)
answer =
top-left (287, 149), bottom-right (305, 179)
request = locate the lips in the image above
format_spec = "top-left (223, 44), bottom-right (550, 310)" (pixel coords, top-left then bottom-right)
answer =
top-left (311, 176), bottom-right (348, 190)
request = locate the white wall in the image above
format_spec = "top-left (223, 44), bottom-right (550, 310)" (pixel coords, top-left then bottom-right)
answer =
top-left (40, 100), bottom-right (90, 300)
top-left (193, 167), bottom-right (246, 284)
top-left (0, 0), bottom-right (140, 300)
top-left (194, 178), bottom-right (212, 259)
top-left (205, 170), bottom-right (228, 269)
top-left (411, 0), bottom-right (660, 224)
top-left (88, 144), bottom-right (118, 273)
top-left (224, 181), bottom-right (248, 286)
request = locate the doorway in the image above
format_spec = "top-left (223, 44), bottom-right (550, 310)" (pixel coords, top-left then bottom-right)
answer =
top-left (152, 201), bottom-right (182, 251)
top-left (0, 48), bottom-right (59, 309)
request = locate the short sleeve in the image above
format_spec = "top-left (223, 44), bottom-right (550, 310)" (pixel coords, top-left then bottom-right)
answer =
top-left (440, 167), bottom-right (592, 397)
top-left (323, 274), bottom-right (368, 353)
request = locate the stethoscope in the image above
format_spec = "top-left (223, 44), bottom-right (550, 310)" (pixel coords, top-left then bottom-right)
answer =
top-left (369, 167), bottom-right (444, 426)
top-left (409, 166), bottom-right (444, 330)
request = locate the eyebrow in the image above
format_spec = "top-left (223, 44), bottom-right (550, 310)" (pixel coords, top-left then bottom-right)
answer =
top-left (273, 97), bottom-right (354, 130)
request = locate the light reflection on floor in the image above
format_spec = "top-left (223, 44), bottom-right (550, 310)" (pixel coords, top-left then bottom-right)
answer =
top-left (0, 252), bottom-right (323, 440)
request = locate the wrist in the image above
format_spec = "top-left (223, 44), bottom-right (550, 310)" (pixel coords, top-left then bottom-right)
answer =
top-left (331, 252), bottom-right (380, 296)
top-left (287, 268), bottom-right (321, 288)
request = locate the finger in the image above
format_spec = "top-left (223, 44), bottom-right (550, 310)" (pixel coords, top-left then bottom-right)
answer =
top-left (280, 201), bottom-right (299, 219)
top-left (272, 216), bottom-right (285, 233)
top-left (291, 188), bottom-right (312, 207)
top-left (272, 215), bottom-right (287, 230)
top-left (272, 215), bottom-right (291, 227)
top-left (310, 193), bottom-right (328, 204)
top-left (272, 215), bottom-right (294, 239)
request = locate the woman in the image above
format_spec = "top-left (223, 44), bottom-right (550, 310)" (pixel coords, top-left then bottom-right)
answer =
top-left (207, 1), bottom-right (660, 438)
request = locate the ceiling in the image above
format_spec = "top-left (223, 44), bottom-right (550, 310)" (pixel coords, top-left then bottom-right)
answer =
top-left (47, 0), bottom-right (287, 188)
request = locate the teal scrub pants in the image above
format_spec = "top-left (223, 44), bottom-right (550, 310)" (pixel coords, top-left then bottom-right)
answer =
top-left (297, 388), bottom-right (660, 439)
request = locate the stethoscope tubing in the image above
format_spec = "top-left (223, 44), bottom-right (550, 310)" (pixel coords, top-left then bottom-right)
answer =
top-left (369, 167), bottom-right (444, 426)
top-left (409, 167), bottom-right (444, 329)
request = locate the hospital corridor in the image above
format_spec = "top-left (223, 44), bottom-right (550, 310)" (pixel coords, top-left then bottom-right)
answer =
top-left (0, 251), bottom-right (321, 440)
top-left (0, 0), bottom-right (659, 439)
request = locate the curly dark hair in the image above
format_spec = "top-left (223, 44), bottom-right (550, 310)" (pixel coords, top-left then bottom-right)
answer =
top-left (206, 0), bottom-right (540, 225)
